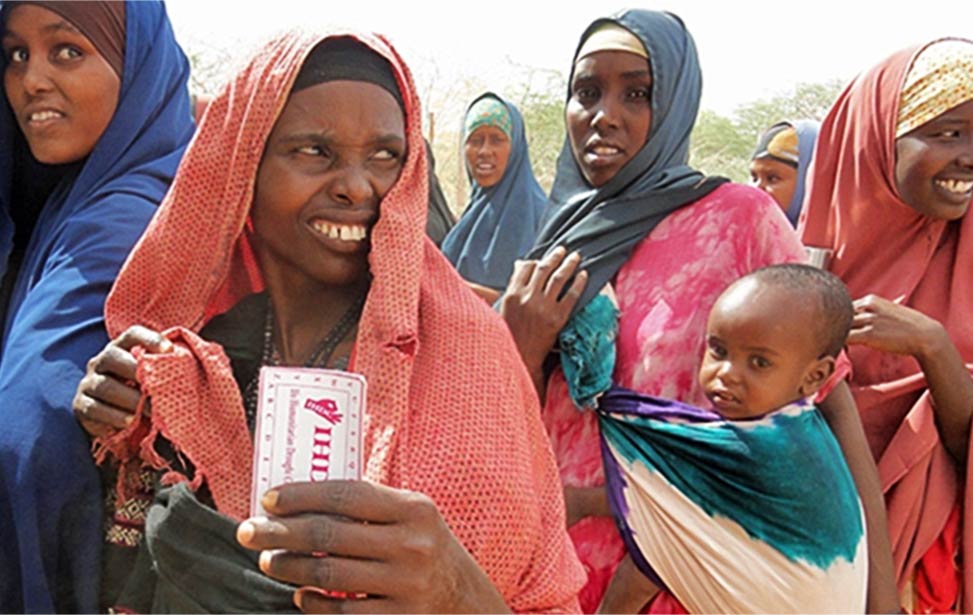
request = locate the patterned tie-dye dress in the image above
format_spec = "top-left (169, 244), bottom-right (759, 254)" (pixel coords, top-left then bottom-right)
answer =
top-left (542, 183), bottom-right (818, 612)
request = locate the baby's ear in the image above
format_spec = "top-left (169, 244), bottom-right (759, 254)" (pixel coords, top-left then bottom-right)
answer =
top-left (800, 356), bottom-right (836, 398)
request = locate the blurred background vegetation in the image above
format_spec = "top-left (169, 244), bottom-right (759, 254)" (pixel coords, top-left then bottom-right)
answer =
top-left (187, 48), bottom-right (843, 218)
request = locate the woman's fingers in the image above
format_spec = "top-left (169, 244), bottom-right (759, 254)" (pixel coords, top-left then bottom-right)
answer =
top-left (114, 324), bottom-right (173, 354)
top-left (73, 395), bottom-right (135, 430)
top-left (238, 511), bottom-right (399, 557)
top-left (72, 324), bottom-right (168, 435)
top-left (87, 371), bottom-right (143, 411)
top-left (506, 259), bottom-right (536, 291)
top-left (561, 268), bottom-right (588, 309)
top-left (526, 246), bottom-right (567, 294)
top-left (544, 251), bottom-right (582, 299)
top-left (846, 326), bottom-right (872, 346)
top-left (294, 588), bottom-right (392, 614)
top-left (86, 342), bottom-right (140, 383)
top-left (259, 551), bottom-right (390, 597)
top-left (851, 310), bottom-right (875, 327)
top-left (260, 480), bottom-right (423, 523)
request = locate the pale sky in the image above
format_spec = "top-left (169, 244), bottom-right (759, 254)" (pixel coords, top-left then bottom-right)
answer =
top-left (166, 0), bottom-right (973, 117)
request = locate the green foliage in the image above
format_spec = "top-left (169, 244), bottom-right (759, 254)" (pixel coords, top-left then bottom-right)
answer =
top-left (733, 80), bottom-right (845, 138)
top-left (689, 110), bottom-right (754, 183)
top-left (516, 90), bottom-right (565, 193)
top-left (689, 80), bottom-right (845, 182)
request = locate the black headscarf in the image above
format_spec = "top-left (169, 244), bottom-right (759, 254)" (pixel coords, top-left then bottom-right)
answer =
top-left (424, 139), bottom-right (455, 246)
top-left (527, 9), bottom-right (727, 315)
top-left (292, 37), bottom-right (403, 109)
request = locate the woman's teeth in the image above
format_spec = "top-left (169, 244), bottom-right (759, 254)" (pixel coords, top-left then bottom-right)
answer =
top-left (29, 110), bottom-right (63, 122)
top-left (591, 145), bottom-right (621, 156)
top-left (310, 220), bottom-right (367, 241)
top-left (937, 179), bottom-right (973, 194)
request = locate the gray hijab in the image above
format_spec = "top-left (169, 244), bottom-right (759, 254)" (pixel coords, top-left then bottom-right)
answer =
top-left (528, 9), bottom-right (726, 314)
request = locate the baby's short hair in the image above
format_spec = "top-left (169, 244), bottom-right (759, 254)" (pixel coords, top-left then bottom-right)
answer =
top-left (745, 264), bottom-right (853, 358)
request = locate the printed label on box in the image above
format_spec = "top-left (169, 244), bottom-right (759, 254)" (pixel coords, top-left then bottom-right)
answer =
top-left (250, 366), bottom-right (365, 517)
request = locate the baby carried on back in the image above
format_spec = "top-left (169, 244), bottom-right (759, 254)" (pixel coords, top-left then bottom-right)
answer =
top-left (597, 264), bottom-right (868, 614)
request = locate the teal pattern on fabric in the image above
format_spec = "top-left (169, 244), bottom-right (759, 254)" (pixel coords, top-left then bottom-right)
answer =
top-left (599, 395), bottom-right (863, 569)
top-left (559, 293), bottom-right (618, 409)
top-left (463, 97), bottom-right (513, 141)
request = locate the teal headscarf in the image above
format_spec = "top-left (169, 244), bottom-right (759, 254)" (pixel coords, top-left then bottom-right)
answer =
top-left (463, 96), bottom-right (512, 142)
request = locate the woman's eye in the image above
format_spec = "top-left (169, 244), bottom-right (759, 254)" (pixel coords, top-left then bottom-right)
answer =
top-left (296, 145), bottom-right (325, 156)
top-left (574, 86), bottom-right (598, 102)
top-left (7, 47), bottom-right (28, 63)
top-left (372, 148), bottom-right (401, 162)
top-left (936, 129), bottom-right (961, 139)
top-left (54, 46), bottom-right (82, 61)
top-left (628, 88), bottom-right (650, 101)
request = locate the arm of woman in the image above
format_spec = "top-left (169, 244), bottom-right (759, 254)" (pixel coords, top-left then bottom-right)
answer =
top-left (563, 486), bottom-right (611, 528)
top-left (849, 294), bottom-right (973, 464)
top-left (597, 554), bottom-right (660, 614)
top-left (819, 380), bottom-right (901, 614)
top-left (466, 281), bottom-right (502, 304)
top-left (499, 247), bottom-right (586, 401)
top-left (237, 481), bottom-right (512, 614)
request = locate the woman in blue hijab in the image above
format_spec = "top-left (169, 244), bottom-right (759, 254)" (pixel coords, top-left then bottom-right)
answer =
top-left (0, 2), bottom-right (193, 611)
top-left (749, 119), bottom-right (820, 226)
top-left (441, 93), bottom-right (547, 300)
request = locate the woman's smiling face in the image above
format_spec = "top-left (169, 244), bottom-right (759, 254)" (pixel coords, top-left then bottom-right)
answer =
top-left (251, 79), bottom-right (406, 291)
top-left (895, 98), bottom-right (973, 221)
top-left (566, 49), bottom-right (652, 188)
top-left (2, 4), bottom-right (120, 164)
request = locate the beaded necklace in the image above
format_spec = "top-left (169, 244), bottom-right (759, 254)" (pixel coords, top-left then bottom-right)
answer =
top-left (242, 292), bottom-right (366, 428)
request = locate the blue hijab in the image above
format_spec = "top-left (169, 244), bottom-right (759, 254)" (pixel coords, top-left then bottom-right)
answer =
top-left (441, 93), bottom-right (548, 290)
top-left (789, 119), bottom-right (820, 225)
top-left (0, 2), bottom-right (193, 611)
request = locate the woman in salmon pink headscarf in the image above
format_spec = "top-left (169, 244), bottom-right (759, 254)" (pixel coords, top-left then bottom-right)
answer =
top-left (800, 37), bottom-right (973, 614)
top-left (72, 29), bottom-right (583, 614)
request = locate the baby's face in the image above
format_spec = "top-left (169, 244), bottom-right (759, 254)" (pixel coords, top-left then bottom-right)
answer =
top-left (699, 279), bottom-right (821, 419)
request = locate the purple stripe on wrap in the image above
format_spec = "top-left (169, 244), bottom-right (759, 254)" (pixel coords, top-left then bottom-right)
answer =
top-left (599, 386), bottom-right (722, 422)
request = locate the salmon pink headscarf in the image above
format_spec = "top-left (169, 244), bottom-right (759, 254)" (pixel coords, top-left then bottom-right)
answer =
top-left (800, 38), bottom-right (973, 613)
top-left (97, 30), bottom-right (583, 612)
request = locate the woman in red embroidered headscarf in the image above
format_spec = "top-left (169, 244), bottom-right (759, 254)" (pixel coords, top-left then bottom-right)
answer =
top-left (72, 30), bottom-right (583, 613)
top-left (800, 38), bottom-right (973, 614)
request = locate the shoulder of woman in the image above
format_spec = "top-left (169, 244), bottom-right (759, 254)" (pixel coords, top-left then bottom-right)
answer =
top-left (44, 193), bottom-right (157, 267)
top-left (680, 182), bottom-right (804, 264)
top-left (698, 182), bottom-right (782, 216)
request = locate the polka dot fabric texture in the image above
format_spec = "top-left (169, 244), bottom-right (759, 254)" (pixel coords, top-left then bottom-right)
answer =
top-left (98, 30), bottom-right (584, 612)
